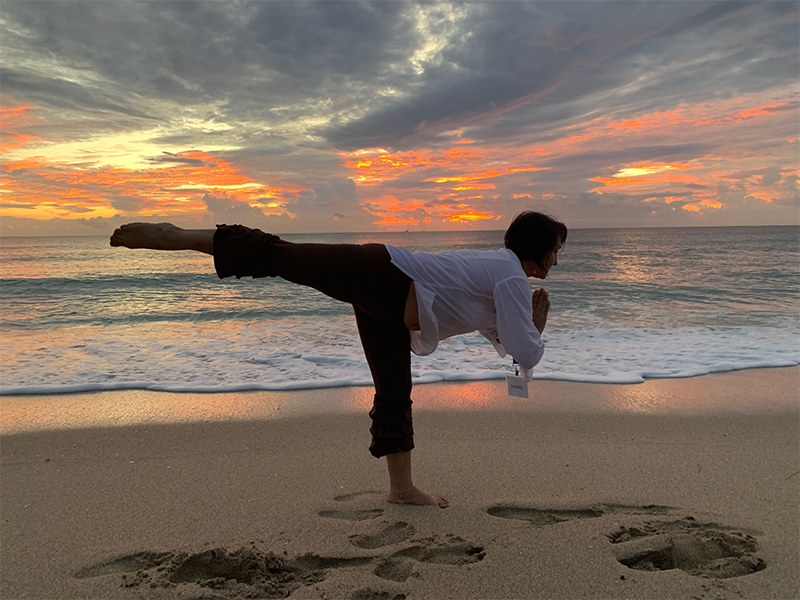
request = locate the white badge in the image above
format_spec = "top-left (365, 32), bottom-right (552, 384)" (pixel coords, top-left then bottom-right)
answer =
top-left (506, 373), bottom-right (529, 398)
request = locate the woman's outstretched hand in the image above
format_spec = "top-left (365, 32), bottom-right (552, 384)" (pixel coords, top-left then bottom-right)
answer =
top-left (532, 288), bottom-right (549, 334)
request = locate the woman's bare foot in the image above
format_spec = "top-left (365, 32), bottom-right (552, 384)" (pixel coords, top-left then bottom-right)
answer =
top-left (110, 222), bottom-right (184, 250)
top-left (386, 486), bottom-right (449, 508)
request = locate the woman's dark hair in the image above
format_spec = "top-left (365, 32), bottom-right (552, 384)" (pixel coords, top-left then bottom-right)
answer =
top-left (504, 211), bottom-right (567, 269)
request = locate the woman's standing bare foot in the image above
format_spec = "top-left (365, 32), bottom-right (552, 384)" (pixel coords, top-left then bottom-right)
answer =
top-left (387, 486), bottom-right (449, 508)
top-left (384, 451), bottom-right (447, 507)
top-left (110, 223), bottom-right (185, 250)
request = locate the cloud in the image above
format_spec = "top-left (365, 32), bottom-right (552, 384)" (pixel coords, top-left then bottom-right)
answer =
top-left (1, 1), bottom-right (797, 232)
top-left (0, 69), bottom-right (161, 121)
top-left (322, 2), bottom-right (798, 150)
top-left (109, 195), bottom-right (147, 212)
top-left (289, 178), bottom-right (377, 231)
top-left (147, 152), bottom-right (207, 167)
top-left (202, 193), bottom-right (272, 224)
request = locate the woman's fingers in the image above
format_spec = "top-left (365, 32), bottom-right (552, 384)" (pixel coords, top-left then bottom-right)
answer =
top-left (532, 288), bottom-right (548, 334)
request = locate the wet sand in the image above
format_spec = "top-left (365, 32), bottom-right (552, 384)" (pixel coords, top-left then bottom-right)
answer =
top-left (1, 368), bottom-right (798, 599)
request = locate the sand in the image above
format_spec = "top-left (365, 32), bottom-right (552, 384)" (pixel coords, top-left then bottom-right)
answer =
top-left (1, 367), bottom-right (798, 600)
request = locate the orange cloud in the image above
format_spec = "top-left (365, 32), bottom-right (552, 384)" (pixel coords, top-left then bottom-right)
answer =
top-left (343, 149), bottom-right (437, 186)
top-left (342, 143), bottom-right (549, 227)
top-left (590, 163), bottom-right (700, 189)
top-left (1, 103), bottom-right (301, 221)
top-left (603, 97), bottom-right (795, 143)
top-left (0, 104), bottom-right (41, 152)
top-left (344, 144), bottom-right (548, 188)
top-left (611, 164), bottom-right (692, 178)
top-left (700, 199), bottom-right (723, 209)
top-left (1, 148), bottom-right (297, 221)
top-left (428, 170), bottom-right (505, 183)
top-left (348, 91), bottom-right (794, 228)
top-left (451, 183), bottom-right (496, 191)
top-left (372, 214), bottom-right (428, 227)
top-left (445, 210), bottom-right (498, 223)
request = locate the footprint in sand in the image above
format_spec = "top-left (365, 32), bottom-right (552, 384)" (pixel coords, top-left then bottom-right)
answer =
top-left (487, 503), bottom-right (672, 526)
top-left (372, 538), bottom-right (486, 583)
top-left (350, 522), bottom-right (416, 549)
top-left (72, 551), bottom-right (173, 579)
top-left (373, 557), bottom-right (415, 583)
top-left (609, 517), bottom-right (766, 579)
top-left (318, 508), bottom-right (384, 521)
top-left (75, 541), bottom-right (484, 594)
top-left (73, 547), bottom-right (373, 598)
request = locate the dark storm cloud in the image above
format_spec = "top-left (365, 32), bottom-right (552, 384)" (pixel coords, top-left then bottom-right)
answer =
top-left (3, 1), bottom-right (794, 150)
top-left (0, 69), bottom-right (160, 120)
top-left (244, 1), bottom-right (413, 78)
top-left (1, 1), bottom-right (420, 126)
top-left (147, 153), bottom-right (207, 167)
top-left (324, 1), bottom-right (798, 150)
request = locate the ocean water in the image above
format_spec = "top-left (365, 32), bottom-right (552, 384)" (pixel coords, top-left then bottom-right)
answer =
top-left (1, 226), bottom-right (798, 395)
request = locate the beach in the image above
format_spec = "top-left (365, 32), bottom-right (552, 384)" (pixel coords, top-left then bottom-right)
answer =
top-left (1, 367), bottom-right (798, 600)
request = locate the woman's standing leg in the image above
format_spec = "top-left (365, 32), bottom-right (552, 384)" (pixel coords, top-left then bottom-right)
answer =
top-left (354, 307), bottom-right (448, 507)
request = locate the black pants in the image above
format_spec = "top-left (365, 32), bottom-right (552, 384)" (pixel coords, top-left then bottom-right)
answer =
top-left (213, 224), bottom-right (414, 458)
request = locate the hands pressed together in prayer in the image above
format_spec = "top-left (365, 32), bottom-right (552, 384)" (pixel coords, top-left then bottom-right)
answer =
top-left (532, 288), bottom-right (549, 334)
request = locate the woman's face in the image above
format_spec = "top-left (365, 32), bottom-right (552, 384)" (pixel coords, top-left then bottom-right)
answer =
top-left (525, 238), bottom-right (562, 279)
top-left (540, 239), bottom-right (561, 277)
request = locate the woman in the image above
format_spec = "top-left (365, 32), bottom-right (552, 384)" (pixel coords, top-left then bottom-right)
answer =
top-left (110, 211), bottom-right (566, 508)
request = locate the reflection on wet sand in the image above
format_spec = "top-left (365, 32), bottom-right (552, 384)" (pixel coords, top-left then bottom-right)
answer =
top-left (1, 367), bottom-right (796, 435)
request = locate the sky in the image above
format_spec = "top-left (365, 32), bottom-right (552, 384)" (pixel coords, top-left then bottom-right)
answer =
top-left (1, 1), bottom-right (798, 236)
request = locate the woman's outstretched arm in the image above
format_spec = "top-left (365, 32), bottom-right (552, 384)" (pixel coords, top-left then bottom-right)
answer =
top-left (110, 223), bottom-right (215, 255)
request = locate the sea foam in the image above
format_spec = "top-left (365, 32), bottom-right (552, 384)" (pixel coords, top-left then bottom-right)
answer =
top-left (2, 316), bottom-right (797, 395)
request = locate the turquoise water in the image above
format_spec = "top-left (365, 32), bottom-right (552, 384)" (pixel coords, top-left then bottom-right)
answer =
top-left (1, 226), bottom-right (798, 394)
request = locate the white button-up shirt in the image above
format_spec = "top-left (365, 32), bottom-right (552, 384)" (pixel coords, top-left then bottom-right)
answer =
top-left (386, 245), bottom-right (544, 380)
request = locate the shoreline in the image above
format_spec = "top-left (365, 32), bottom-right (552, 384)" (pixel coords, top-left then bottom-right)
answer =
top-left (1, 366), bottom-right (797, 436)
top-left (3, 360), bottom-right (799, 399)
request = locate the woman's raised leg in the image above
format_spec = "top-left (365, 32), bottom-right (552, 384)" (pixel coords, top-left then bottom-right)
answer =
top-left (112, 222), bottom-right (447, 506)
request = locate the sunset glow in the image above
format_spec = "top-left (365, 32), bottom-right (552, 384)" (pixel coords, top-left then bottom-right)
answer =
top-left (1, 2), bottom-right (797, 235)
top-left (1, 145), bottom-right (297, 222)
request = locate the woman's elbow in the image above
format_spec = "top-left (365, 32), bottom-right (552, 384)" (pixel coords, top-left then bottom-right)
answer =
top-left (515, 342), bottom-right (544, 371)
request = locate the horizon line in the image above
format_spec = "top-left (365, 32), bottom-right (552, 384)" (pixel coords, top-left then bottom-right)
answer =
top-left (2, 222), bottom-right (798, 239)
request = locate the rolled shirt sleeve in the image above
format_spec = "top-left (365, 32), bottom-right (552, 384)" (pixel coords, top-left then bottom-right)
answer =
top-left (492, 277), bottom-right (545, 381)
